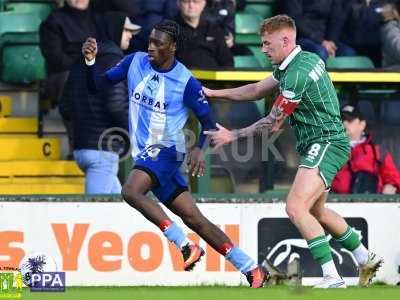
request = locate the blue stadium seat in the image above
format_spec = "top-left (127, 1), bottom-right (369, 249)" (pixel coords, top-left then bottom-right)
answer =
top-left (227, 102), bottom-right (263, 128)
top-left (379, 100), bottom-right (400, 125)
top-left (357, 100), bottom-right (377, 124)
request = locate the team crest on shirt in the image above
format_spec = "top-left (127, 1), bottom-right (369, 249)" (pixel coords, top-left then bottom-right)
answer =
top-left (137, 144), bottom-right (163, 160)
top-left (147, 74), bottom-right (160, 95)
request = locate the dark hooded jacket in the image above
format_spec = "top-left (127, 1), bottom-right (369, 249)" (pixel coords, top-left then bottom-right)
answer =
top-left (59, 13), bottom-right (129, 152)
top-left (39, 2), bottom-right (104, 75)
top-left (90, 0), bottom-right (140, 17)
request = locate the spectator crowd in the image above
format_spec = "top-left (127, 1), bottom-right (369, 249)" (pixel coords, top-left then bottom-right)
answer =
top-left (38, 0), bottom-right (400, 194)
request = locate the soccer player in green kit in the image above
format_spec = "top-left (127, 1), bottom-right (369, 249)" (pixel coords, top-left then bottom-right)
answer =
top-left (204, 14), bottom-right (383, 288)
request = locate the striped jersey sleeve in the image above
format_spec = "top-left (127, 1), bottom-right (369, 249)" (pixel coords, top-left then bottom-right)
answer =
top-left (280, 69), bottom-right (311, 101)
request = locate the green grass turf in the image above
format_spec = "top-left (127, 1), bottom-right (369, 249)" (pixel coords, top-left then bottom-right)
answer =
top-left (17, 285), bottom-right (400, 300)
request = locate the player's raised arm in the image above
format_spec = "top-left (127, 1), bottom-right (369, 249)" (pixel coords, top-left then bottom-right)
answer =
top-left (203, 75), bottom-right (278, 101)
top-left (82, 37), bottom-right (133, 92)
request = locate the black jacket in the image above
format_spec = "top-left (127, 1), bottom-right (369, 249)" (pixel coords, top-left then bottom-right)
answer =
top-left (90, 0), bottom-right (140, 17)
top-left (341, 0), bottom-right (382, 48)
top-left (175, 15), bottom-right (233, 69)
top-left (128, 0), bottom-right (178, 52)
top-left (201, 0), bottom-right (236, 36)
top-left (39, 2), bottom-right (104, 75)
top-left (59, 41), bottom-right (129, 152)
top-left (279, 0), bottom-right (347, 43)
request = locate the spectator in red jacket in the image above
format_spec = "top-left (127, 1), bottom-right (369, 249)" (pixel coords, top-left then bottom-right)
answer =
top-left (332, 105), bottom-right (400, 194)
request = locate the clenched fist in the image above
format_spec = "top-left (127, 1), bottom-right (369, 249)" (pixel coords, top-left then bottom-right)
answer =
top-left (82, 37), bottom-right (97, 61)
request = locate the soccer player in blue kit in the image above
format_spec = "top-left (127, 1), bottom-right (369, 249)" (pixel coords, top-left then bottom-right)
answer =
top-left (81, 20), bottom-right (267, 288)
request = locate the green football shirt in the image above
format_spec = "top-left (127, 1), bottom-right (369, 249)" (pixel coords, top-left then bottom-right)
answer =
top-left (272, 46), bottom-right (348, 154)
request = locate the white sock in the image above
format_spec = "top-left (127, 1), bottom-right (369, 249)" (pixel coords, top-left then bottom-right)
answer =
top-left (352, 244), bottom-right (369, 266)
top-left (179, 238), bottom-right (193, 250)
top-left (321, 260), bottom-right (340, 278)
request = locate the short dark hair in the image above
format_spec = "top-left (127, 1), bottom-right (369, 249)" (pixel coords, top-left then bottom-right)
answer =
top-left (154, 20), bottom-right (181, 43)
top-left (153, 19), bottom-right (186, 50)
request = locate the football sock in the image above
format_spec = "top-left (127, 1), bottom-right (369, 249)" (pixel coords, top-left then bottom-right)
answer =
top-left (352, 244), bottom-right (369, 266)
top-left (308, 235), bottom-right (339, 278)
top-left (218, 242), bottom-right (233, 256)
top-left (225, 246), bottom-right (257, 274)
top-left (334, 226), bottom-right (368, 265)
top-left (160, 220), bottom-right (190, 250)
top-left (321, 260), bottom-right (341, 279)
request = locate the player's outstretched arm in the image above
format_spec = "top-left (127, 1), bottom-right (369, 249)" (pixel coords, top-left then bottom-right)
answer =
top-left (203, 76), bottom-right (278, 101)
top-left (82, 37), bottom-right (131, 93)
top-left (204, 94), bottom-right (298, 149)
top-left (204, 118), bottom-right (272, 150)
top-left (83, 37), bottom-right (105, 93)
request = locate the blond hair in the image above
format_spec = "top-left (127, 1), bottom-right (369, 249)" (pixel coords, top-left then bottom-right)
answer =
top-left (260, 14), bottom-right (296, 35)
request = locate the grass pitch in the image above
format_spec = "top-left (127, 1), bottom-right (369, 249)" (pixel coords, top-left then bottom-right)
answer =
top-left (19, 285), bottom-right (400, 300)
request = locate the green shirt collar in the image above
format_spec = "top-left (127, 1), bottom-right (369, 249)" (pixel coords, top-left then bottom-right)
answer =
top-left (278, 46), bottom-right (302, 70)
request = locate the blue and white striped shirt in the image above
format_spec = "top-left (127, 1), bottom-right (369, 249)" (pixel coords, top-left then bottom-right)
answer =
top-left (87, 51), bottom-right (214, 159)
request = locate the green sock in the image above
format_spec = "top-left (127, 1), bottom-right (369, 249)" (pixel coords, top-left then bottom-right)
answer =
top-left (307, 235), bottom-right (333, 265)
top-left (334, 226), bottom-right (361, 251)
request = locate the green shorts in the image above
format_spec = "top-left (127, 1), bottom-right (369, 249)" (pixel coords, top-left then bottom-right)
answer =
top-left (299, 141), bottom-right (350, 188)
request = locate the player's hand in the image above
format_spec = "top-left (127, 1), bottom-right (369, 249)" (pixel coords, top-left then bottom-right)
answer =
top-left (322, 40), bottom-right (336, 57)
top-left (204, 123), bottom-right (235, 150)
top-left (330, 41), bottom-right (337, 51)
top-left (225, 32), bottom-right (234, 48)
top-left (82, 37), bottom-right (97, 61)
top-left (186, 147), bottom-right (205, 177)
top-left (203, 87), bottom-right (216, 98)
top-left (259, 114), bottom-right (285, 133)
top-left (255, 116), bottom-right (273, 133)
